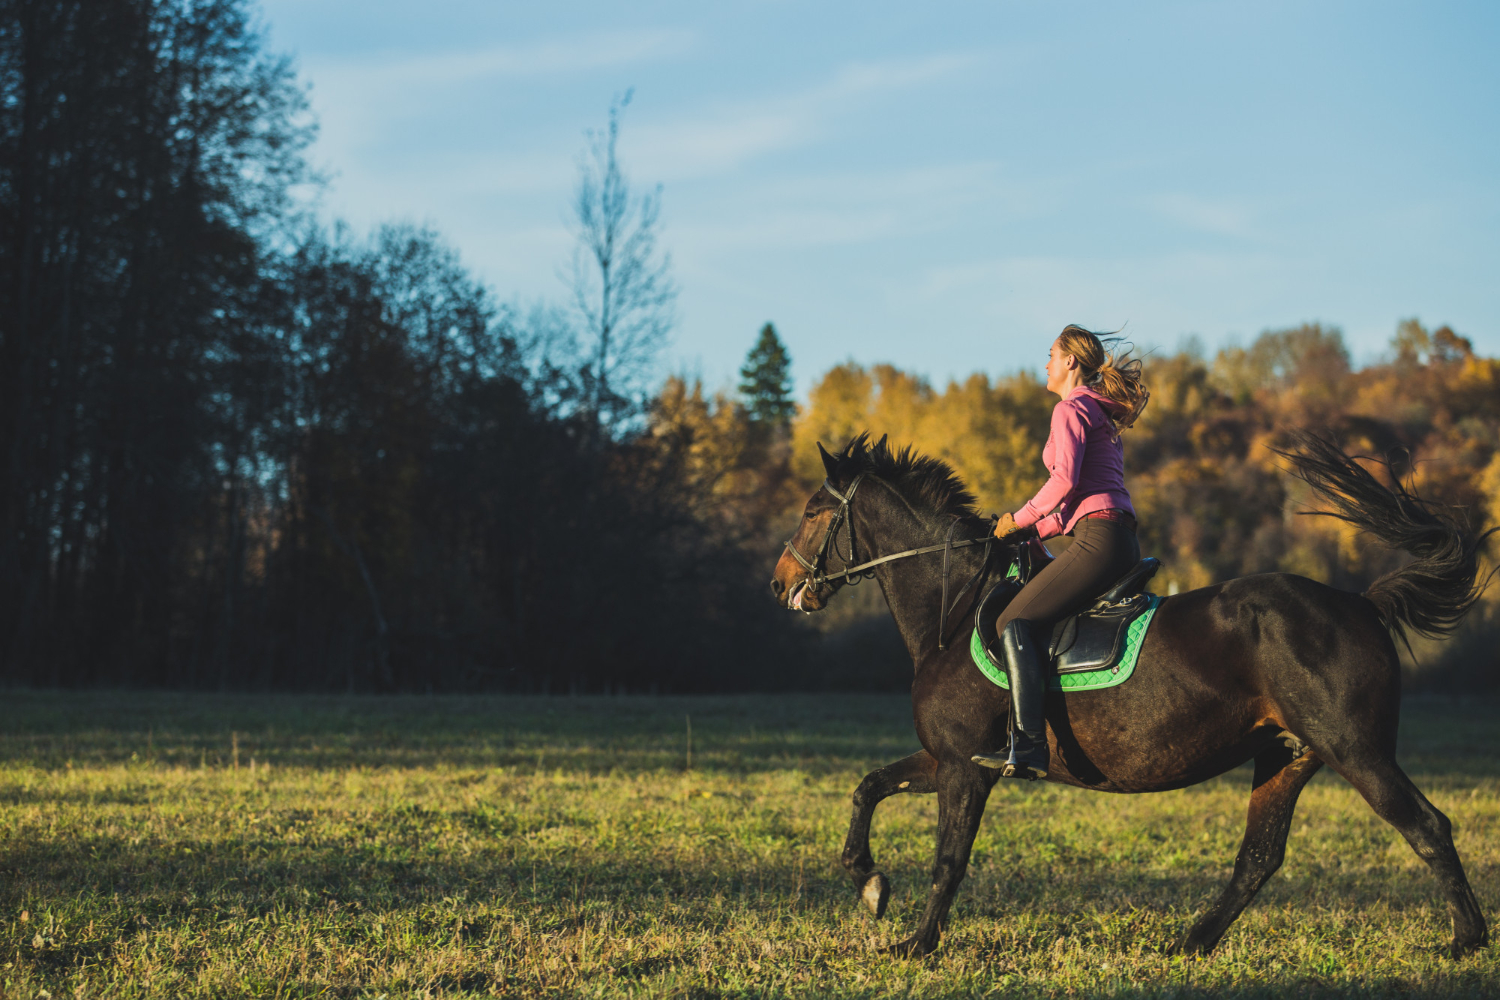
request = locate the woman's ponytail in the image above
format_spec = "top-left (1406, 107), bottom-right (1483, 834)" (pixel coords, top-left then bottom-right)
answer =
top-left (1056, 325), bottom-right (1150, 432)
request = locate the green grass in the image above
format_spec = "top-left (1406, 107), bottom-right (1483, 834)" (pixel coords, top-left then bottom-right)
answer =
top-left (0, 691), bottom-right (1497, 998)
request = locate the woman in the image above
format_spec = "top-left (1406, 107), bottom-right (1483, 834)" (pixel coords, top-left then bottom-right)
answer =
top-left (972, 325), bottom-right (1151, 779)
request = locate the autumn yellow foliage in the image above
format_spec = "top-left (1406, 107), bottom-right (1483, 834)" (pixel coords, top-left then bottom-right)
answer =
top-left (643, 320), bottom-right (1499, 685)
top-left (773, 322), bottom-right (1500, 681)
top-left (791, 363), bottom-right (1053, 513)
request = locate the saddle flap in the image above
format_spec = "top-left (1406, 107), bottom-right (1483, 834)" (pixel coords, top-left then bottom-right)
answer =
top-left (975, 553), bottom-right (1163, 677)
top-left (975, 580), bottom-right (1023, 654)
top-left (1048, 593), bottom-right (1152, 673)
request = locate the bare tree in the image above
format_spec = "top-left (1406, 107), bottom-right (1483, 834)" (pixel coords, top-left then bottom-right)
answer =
top-left (568, 92), bottom-right (676, 436)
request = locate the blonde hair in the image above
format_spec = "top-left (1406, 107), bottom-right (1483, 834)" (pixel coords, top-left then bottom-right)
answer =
top-left (1056, 325), bottom-right (1150, 431)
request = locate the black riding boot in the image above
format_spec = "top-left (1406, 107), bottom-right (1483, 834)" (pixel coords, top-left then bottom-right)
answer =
top-left (971, 619), bottom-right (1050, 779)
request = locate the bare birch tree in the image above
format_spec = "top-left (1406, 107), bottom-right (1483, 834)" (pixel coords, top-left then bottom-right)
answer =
top-left (568, 92), bottom-right (676, 437)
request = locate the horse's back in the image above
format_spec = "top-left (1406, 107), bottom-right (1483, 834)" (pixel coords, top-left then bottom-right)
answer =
top-left (1046, 572), bottom-right (1399, 791)
top-left (1155, 572), bottom-right (1396, 687)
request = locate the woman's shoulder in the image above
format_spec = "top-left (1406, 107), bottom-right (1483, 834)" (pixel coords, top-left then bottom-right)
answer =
top-left (1062, 387), bottom-right (1121, 424)
top-left (1053, 390), bottom-right (1105, 422)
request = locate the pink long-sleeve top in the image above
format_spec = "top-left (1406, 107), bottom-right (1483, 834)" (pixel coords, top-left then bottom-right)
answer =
top-left (1011, 386), bottom-right (1135, 541)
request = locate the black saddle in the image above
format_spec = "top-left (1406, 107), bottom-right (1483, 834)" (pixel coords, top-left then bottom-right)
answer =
top-left (975, 557), bottom-right (1162, 674)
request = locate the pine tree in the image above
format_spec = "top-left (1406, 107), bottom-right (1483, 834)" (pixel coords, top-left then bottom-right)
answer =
top-left (739, 323), bottom-right (796, 428)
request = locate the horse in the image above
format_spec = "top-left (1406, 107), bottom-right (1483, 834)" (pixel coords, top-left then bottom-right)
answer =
top-left (769, 431), bottom-right (1492, 959)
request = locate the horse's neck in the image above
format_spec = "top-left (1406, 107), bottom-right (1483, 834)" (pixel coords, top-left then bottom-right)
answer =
top-left (856, 503), bottom-right (993, 664)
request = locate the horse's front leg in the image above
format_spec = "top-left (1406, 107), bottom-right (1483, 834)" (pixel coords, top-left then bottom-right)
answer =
top-left (886, 757), bottom-right (992, 957)
top-left (842, 750), bottom-right (938, 918)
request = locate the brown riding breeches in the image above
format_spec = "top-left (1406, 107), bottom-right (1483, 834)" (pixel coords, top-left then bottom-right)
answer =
top-left (997, 515), bottom-right (1140, 634)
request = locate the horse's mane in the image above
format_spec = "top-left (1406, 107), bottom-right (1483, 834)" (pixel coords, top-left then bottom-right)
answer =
top-left (830, 432), bottom-right (979, 520)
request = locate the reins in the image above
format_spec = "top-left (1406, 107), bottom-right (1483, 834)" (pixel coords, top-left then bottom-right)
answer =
top-left (783, 474), bottom-right (1000, 650)
top-left (938, 516), bottom-right (995, 650)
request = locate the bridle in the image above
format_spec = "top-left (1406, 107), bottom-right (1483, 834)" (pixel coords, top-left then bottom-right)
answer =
top-left (782, 474), bottom-right (1003, 649)
top-left (783, 475), bottom-right (869, 590)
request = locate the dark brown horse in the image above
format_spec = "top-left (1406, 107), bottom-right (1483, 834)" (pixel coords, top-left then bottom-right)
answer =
top-left (770, 432), bottom-right (1492, 959)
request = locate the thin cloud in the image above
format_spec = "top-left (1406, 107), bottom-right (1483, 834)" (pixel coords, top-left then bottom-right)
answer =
top-left (907, 251), bottom-right (1305, 340)
top-left (300, 30), bottom-right (696, 165)
top-left (624, 52), bottom-right (978, 180)
top-left (665, 162), bottom-right (1011, 253)
top-left (1147, 193), bottom-right (1256, 238)
top-left (673, 208), bottom-right (902, 252)
top-left (310, 28), bottom-right (697, 89)
top-left (819, 53), bottom-right (977, 100)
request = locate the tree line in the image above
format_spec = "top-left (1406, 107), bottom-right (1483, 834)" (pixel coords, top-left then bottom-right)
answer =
top-left (3, 1), bottom-right (1495, 693)
top-left (787, 321), bottom-right (1500, 688)
top-left (0, 0), bottom-right (807, 692)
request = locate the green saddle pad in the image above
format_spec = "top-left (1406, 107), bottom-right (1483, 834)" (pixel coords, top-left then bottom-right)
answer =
top-left (969, 595), bottom-right (1163, 692)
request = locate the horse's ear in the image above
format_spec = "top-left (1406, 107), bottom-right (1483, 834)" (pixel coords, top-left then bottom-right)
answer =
top-left (817, 441), bottom-right (838, 476)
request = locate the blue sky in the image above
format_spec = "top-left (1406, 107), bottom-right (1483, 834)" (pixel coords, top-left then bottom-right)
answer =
top-left (259, 0), bottom-right (1500, 393)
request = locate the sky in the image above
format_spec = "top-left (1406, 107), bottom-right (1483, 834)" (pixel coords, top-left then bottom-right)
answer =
top-left (258, 0), bottom-right (1500, 394)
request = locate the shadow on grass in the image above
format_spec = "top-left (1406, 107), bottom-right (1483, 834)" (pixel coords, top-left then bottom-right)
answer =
top-left (2, 822), bottom-right (1493, 998)
top-left (0, 691), bottom-right (1496, 781)
top-left (1, 692), bottom-right (1494, 998)
top-left (0, 690), bottom-right (922, 774)
top-left (0, 819), bottom-right (1482, 927)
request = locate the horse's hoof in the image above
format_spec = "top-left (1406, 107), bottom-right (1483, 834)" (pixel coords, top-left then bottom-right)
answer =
top-left (881, 934), bottom-right (935, 959)
top-left (860, 872), bottom-right (889, 919)
top-left (1450, 935), bottom-right (1487, 960)
top-left (1170, 934), bottom-right (1215, 958)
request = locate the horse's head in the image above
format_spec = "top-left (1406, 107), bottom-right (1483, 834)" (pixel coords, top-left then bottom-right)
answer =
top-left (772, 433), bottom-right (998, 615)
top-left (770, 440), bottom-right (863, 613)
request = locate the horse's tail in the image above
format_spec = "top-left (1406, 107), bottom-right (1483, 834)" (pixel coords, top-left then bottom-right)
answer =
top-left (1280, 430), bottom-right (1497, 646)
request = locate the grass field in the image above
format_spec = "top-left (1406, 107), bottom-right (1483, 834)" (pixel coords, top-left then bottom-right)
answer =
top-left (1, 691), bottom-right (1497, 998)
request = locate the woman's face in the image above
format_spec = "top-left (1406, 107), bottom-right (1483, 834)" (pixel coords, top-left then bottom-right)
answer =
top-left (1044, 339), bottom-right (1076, 395)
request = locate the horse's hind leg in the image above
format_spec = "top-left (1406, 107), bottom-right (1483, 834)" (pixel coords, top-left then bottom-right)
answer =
top-left (842, 750), bottom-right (937, 919)
top-left (1177, 745), bottom-right (1323, 956)
top-left (1320, 747), bottom-right (1488, 958)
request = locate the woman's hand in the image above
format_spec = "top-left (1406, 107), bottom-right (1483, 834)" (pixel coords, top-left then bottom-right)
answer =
top-left (993, 512), bottom-right (1020, 539)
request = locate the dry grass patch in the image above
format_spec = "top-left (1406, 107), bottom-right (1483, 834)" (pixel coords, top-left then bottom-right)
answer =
top-left (0, 691), bottom-right (1495, 997)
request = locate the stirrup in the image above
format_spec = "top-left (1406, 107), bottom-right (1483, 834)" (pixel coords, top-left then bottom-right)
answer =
top-left (1001, 759), bottom-right (1048, 781)
top-left (1003, 732), bottom-right (1051, 779)
top-left (972, 736), bottom-right (1048, 779)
